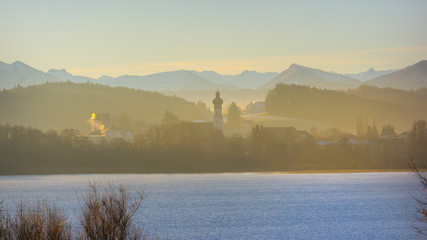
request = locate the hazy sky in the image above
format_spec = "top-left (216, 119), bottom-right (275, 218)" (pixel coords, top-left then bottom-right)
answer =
top-left (1, 0), bottom-right (426, 77)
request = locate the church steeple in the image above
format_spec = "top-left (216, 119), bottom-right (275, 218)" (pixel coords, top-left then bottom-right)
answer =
top-left (212, 90), bottom-right (223, 131)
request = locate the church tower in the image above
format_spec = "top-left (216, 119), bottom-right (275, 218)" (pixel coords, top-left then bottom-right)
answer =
top-left (212, 90), bottom-right (223, 131)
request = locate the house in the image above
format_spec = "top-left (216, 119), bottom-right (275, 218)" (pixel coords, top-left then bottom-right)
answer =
top-left (87, 112), bottom-right (132, 143)
top-left (245, 101), bottom-right (265, 114)
top-left (89, 113), bottom-right (113, 134)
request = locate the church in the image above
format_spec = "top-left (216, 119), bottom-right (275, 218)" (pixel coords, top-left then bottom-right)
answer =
top-left (212, 90), bottom-right (223, 131)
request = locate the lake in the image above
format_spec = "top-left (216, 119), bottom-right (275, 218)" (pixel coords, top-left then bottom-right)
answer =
top-left (0, 172), bottom-right (422, 239)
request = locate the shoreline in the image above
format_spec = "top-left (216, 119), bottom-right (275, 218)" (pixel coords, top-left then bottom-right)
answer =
top-left (0, 169), bottom-right (413, 177)
top-left (261, 169), bottom-right (412, 174)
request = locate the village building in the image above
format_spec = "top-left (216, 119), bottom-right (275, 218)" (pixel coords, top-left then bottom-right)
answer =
top-left (89, 112), bottom-right (113, 134)
top-left (87, 112), bottom-right (132, 143)
top-left (245, 101), bottom-right (265, 114)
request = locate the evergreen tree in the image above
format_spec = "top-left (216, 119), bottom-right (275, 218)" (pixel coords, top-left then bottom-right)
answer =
top-left (407, 120), bottom-right (427, 162)
top-left (161, 111), bottom-right (179, 127)
top-left (380, 124), bottom-right (396, 136)
top-left (227, 102), bottom-right (241, 128)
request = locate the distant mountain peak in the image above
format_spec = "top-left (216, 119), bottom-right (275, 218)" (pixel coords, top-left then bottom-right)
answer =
top-left (240, 70), bottom-right (258, 74)
top-left (287, 64), bottom-right (300, 73)
top-left (288, 64), bottom-right (312, 72)
top-left (98, 75), bottom-right (114, 80)
top-left (260, 63), bottom-right (361, 90)
top-left (346, 67), bottom-right (396, 82)
top-left (288, 63), bottom-right (299, 69)
top-left (412, 60), bottom-right (427, 68)
top-left (11, 61), bottom-right (32, 69)
top-left (200, 70), bottom-right (218, 74)
top-left (366, 59), bottom-right (427, 90)
top-left (48, 68), bottom-right (68, 73)
top-left (12, 60), bottom-right (26, 65)
top-left (47, 69), bottom-right (73, 78)
top-left (10, 61), bottom-right (40, 73)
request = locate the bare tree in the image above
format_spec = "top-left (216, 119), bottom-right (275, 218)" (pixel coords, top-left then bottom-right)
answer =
top-left (1, 182), bottom-right (151, 240)
top-left (411, 160), bottom-right (427, 236)
top-left (79, 181), bottom-right (146, 240)
top-left (0, 200), bottom-right (12, 239)
top-left (0, 201), bottom-right (71, 240)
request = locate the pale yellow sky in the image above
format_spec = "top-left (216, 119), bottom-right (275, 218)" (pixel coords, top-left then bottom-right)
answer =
top-left (1, 0), bottom-right (426, 78)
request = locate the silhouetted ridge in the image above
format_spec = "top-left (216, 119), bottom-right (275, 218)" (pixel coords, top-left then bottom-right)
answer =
top-left (366, 60), bottom-right (427, 89)
top-left (0, 82), bottom-right (212, 131)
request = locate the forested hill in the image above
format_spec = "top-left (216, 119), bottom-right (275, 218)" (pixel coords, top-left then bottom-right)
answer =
top-left (265, 84), bottom-right (427, 132)
top-left (0, 82), bottom-right (212, 131)
top-left (346, 85), bottom-right (427, 109)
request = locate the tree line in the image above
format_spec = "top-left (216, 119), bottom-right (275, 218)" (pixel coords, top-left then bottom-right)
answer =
top-left (0, 82), bottom-right (212, 131)
top-left (1, 118), bottom-right (425, 175)
top-left (265, 84), bottom-right (427, 131)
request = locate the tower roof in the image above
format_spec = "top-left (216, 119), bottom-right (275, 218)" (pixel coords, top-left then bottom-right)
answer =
top-left (213, 90), bottom-right (223, 108)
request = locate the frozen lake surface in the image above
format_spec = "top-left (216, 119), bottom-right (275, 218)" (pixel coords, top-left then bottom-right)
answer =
top-left (0, 172), bottom-right (422, 239)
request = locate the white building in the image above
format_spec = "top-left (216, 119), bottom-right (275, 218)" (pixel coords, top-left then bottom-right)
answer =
top-left (245, 101), bottom-right (265, 114)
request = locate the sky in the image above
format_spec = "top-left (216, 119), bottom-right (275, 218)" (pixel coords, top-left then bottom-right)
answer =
top-left (1, 0), bottom-right (427, 78)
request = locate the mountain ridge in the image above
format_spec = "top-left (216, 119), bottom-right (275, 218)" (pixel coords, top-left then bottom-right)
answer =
top-left (0, 81), bottom-right (212, 131)
top-left (1, 60), bottom-right (426, 91)
top-left (260, 64), bottom-right (362, 90)
top-left (366, 60), bottom-right (427, 90)
top-left (346, 68), bottom-right (396, 81)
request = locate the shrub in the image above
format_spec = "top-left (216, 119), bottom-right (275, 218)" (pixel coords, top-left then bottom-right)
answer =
top-left (0, 201), bottom-right (12, 239)
top-left (0, 182), bottom-right (149, 240)
top-left (78, 181), bottom-right (146, 240)
top-left (0, 201), bottom-right (71, 240)
top-left (411, 160), bottom-right (427, 236)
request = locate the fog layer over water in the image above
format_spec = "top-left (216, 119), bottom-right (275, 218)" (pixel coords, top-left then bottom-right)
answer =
top-left (0, 173), bottom-right (420, 239)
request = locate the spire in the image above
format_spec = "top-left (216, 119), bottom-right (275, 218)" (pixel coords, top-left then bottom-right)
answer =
top-left (213, 89), bottom-right (223, 109)
top-left (212, 90), bottom-right (223, 131)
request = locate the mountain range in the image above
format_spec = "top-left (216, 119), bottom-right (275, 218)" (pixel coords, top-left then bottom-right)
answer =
top-left (365, 60), bottom-right (427, 90)
top-left (1, 60), bottom-right (426, 92)
top-left (191, 70), bottom-right (278, 89)
top-left (345, 68), bottom-right (396, 82)
top-left (0, 61), bottom-right (276, 91)
top-left (0, 61), bottom-right (60, 89)
top-left (260, 64), bottom-right (361, 90)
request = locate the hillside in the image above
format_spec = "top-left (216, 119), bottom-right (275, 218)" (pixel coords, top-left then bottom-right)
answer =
top-left (170, 88), bottom-right (268, 108)
top-left (0, 82), bottom-right (212, 131)
top-left (265, 84), bottom-right (427, 132)
top-left (260, 64), bottom-right (361, 90)
top-left (347, 85), bottom-right (427, 109)
top-left (366, 60), bottom-right (427, 90)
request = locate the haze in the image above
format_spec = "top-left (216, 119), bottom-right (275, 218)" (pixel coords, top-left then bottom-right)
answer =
top-left (1, 0), bottom-right (427, 77)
